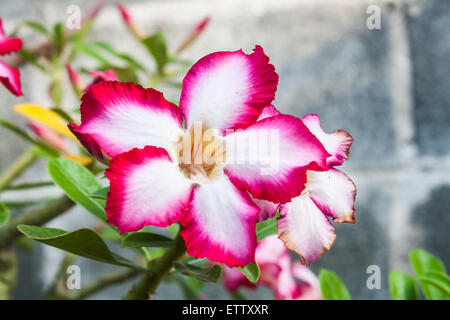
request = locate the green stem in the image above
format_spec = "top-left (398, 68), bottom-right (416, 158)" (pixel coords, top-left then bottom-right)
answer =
top-left (122, 233), bottom-right (186, 300)
top-left (0, 148), bottom-right (38, 192)
top-left (0, 195), bottom-right (74, 248)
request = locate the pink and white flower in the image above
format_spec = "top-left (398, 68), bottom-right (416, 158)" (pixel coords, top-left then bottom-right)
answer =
top-left (274, 112), bottom-right (356, 264)
top-left (72, 46), bottom-right (334, 267)
top-left (223, 235), bottom-right (322, 300)
top-left (0, 17), bottom-right (22, 96)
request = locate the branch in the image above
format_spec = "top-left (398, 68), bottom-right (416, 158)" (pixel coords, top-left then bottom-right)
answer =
top-left (123, 233), bottom-right (186, 300)
top-left (0, 195), bottom-right (74, 248)
top-left (0, 148), bottom-right (38, 192)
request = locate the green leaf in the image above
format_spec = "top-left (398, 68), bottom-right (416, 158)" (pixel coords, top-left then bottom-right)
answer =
top-left (17, 225), bottom-right (146, 271)
top-left (47, 158), bottom-right (106, 221)
top-left (108, 66), bottom-right (139, 83)
top-left (0, 118), bottom-right (59, 157)
top-left (0, 202), bottom-right (11, 227)
top-left (187, 276), bottom-right (204, 292)
top-left (256, 211), bottom-right (278, 241)
top-left (92, 41), bottom-right (146, 71)
top-left (90, 187), bottom-right (109, 200)
top-left (238, 263), bottom-right (260, 284)
top-left (319, 269), bottom-right (352, 300)
top-left (410, 249), bottom-right (447, 299)
top-left (18, 49), bottom-right (45, 71)
top-left (52, 22), bottom-right (65, 53)
top-left (389, 270), bottom-right (419, 300)
top-left (141, 32), bottom-right (168, 73)
top-left (121, 232), bottom-right (175, 248)
top-left (410, 249), bottom-right (446, 275)
top-left (24, 20), bottom-right (51, 36)
top-left (74, 42), bottom-right (110, 65)
top-left (417, 271), bottom-right (450, 300)
top-left (183, 257), bottom-right (211, 268)
top-left (173, 261), bottom-right (222, 282)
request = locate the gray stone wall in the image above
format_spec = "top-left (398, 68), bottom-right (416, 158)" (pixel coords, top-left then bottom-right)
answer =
top-left (0, 0), bottom-right (449, 299)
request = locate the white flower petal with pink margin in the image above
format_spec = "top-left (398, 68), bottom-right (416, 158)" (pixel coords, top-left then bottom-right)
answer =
top-left (301, 114), bottom-right (353, 167)
top-left (179, 45), bottom-right (278, 131)
top-left (180, 175), bottom-right (260, 267)
top-left (307, 168), bottom-right (356, 223)
top-left (224, 115), bottom-right (330, 204)
top-left (278, 194), bottom-right (336, 265)
top-left (105, 146), bottom-right (193, 233)
top-left (77, 81), bottom-right (184, 157)
top-left (0, 60), bottom-right (22, 96)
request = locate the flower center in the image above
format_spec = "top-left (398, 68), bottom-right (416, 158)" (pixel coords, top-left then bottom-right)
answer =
top-left (173, 122), bottom-right (226, 184)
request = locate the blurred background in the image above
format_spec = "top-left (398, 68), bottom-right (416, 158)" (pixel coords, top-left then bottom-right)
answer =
top-left (0, 0), bottom-right (449, 299)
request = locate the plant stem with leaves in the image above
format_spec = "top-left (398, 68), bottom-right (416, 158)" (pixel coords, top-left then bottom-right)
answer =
top-left (123, 233), bottom-right (186, 300)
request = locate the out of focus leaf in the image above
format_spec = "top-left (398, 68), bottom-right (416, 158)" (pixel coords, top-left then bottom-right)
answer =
top-left (92, 41), bottom-right (146, 71)
top-left (418, 271), bottom-right (450, 300)
top-left (109, 66), bottom-right (139, 83)
top-left (48, 158), bottom-right (106, 221)
top-left (319, 269), bottom-right (352, 300)
top-left (389, 270), bottom-right (419, 300)
top-left (74, 42), bottom-right (110, 65)
top-left (18, 49), bottom-right (45, 71)
top-left (17, 225), bottom-right (146, 271)
top-left (122, 232), bottom-right (175, 248)
top-left (50, 108), bottom-right (73, 122)
top-left (0, 202), bottom-right (10, 227)
top-left (24, 20), bottom-right (51, 36)
top-left (52, 22), bottom-right (65, 53)
top-left (410, 249), bottom-right (447, 300)
top-left (141, 32), bottom-right (168, 73)
top-left (173, 262), bottom-right (222, 282)
top-left (238, 263), bottom-right (260, 284)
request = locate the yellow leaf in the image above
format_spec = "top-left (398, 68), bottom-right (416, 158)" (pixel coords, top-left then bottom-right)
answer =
top-left (61, 155), bottom-right (93, 166)
top-left (13, 103), bottom-right (75, 140)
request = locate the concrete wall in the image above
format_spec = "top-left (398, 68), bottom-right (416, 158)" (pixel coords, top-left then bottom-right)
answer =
top-left (0, 0), bottom-right (449, 299)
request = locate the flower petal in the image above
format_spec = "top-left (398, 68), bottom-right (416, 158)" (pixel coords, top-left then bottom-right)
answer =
top-left (253, 197), bottom-right (278, 222)
top-left (180, 45), bottom-right (278, 131)
top-left (224, 115), bottom-right (330, 203)
top-left (274, 262), bottom-right (322, 300)
top-left (307, 168), bottom-right (356, 223)
top-left (105, 146), bottom-right (193, 233)
top-left (257, 105), bottom-right (281, 121)
top-left (278, 194), bottom-right (336, 264)
top-left (301, 114), bottom-right (353, 167)
top-left (255, 235), bottom-right (287, 286)
top-left (0, 60), bottom-right (22, 96)
top-left (68, 122), bottom-right (106, 162)
top-left (180, 175), bottom-right (259, 267)
top-left (0, 18), bottom-right (22, 55)
top-left (78, 81), bottom-right (184, 157)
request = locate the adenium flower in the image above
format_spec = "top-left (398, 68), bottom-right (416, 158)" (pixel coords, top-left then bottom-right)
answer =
top-left (223, 235), bottom-right (322, 300)
top-left (117, 3), bottom-right (145, 39)
top-left (255, 106), bottom-right (356, 264)
top-left (0, 17), bottom-right (22, 96)
top-left (177, 17), bottom-right (210, 53)
top-left (71, 45), bottom-right (337, 267)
